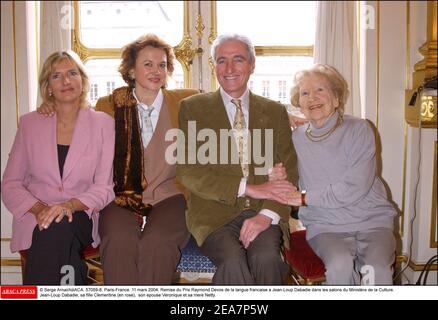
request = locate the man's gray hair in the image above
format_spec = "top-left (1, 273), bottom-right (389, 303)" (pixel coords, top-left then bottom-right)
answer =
top-left (210, 34), bottom-right (256, 65)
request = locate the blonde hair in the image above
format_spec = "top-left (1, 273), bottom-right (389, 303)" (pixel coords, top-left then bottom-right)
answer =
top-left (118, 33), bottom-right (175, 88)
top-left (290, 64), bottom-right (349, 115)
top-left (39, 51), bottom-right (90, 108)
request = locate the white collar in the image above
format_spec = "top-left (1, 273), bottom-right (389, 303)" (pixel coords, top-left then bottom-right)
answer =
top-left (133, 89), bottom-right (163, 113)
top-left (220, 87), bottom-right (250, 110)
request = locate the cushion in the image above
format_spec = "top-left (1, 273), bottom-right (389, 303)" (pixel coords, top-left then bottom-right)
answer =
top-left (177, 237), bottom-right (216, 273)
top-left (82, 245), bottom-right (100, 259)
top-left (284, 230), bottom-right (326, 279)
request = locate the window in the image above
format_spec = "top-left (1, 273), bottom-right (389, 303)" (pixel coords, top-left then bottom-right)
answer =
top-left (90, 83), bottom-right (99, 103)
top-left (175, 80), bottom-right (184, 89)
top-left (262, 81), bottom-right (270, 98)
top-left (278, 80), bottom-right (287, 100)
top-left (249, 80), bottom-right (254, 91)
top-left (73, 1), bottom-right (316, 107)
top-left (78, 1), bottom-right (183, 48)
top-left (74, 1), bottom-right (187, 105)
top-left (217, 1), bottom-right (316, 107)
top-left (107, 81), bottom-right (115, 95)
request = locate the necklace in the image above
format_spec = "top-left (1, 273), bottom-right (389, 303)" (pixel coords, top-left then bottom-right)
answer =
top-left (305, 113), bottom-right (343, 142)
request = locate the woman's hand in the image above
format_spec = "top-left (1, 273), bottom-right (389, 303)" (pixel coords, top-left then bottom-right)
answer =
top-left (37, 102), bottom-right (55, 117)
top-left (268, 163), bottom-right (287, 181)
top-left (34, 202), bottom-right (73, 230)
top-left (286, 190), bottom-right (303, 207)
top-left (245, 180), bottom-right (297, 205)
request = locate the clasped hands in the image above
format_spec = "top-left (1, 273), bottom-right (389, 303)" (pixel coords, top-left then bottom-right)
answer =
top-left (245, 163), bottom-right (301, 206)
top-left (267, 162), bottom-right (303, 206)
top-left (239, 163), bottom-right (299, 248)
top-left (34, 201), bottom-right (74, 231)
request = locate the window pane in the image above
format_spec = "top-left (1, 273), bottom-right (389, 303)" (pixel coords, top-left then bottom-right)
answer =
top-left (250, 56), bottom-right (313, 108)
top-left (79, 1), bottom-right (183, 48)
top-left (85, 58), bottom-right (183, 105)
top-left (217, 1), bottom-right (316, 46)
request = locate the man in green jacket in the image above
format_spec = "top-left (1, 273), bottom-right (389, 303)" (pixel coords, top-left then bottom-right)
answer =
top-left (177, 34), bottom-right (298, 285)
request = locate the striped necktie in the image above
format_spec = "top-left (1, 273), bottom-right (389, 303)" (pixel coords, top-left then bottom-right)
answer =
top-left (231, 99), bottom-right (249, 178)
top-left (140, 106), bottom-right (154, 148)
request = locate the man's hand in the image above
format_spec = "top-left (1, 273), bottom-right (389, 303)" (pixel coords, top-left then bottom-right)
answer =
top-left (288, 113), bottom-right (308, 130)
top-left (268, 163), bottom-right (287, 181)
top-left (245, 180), bottom-right (297, 205)
top-left (37, 102), bottom-right (56, 117)
top-left (239, 214), bottom-right (272, 249)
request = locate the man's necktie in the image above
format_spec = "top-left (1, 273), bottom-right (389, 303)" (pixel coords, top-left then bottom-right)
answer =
top-left (140, 106), bottom-right (154, 148)
top-left (231, 99), bottom-right (249, 178)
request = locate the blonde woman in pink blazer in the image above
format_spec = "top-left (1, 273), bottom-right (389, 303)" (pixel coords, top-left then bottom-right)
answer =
top-left (1, 51), bottom-right (115, 285)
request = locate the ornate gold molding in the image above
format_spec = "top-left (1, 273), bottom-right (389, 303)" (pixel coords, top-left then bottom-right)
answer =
top-left (1, 259), bottom-right (21, 267)
top-left (209, 0), bottom-right (217, 91)
top-left (72, 1), bottom-right (121, 61)
top-left (255, 46), bottom-right (313, 56)
top-left (72, 1), bottom-right (192, 85)
top-left (208, 1), bottom-right (314, 92)
top-left (193, 1), bottom-right (205, 91)
top-left (195, 14), bottom-right (205, 40)
top-left (208, 0), bottom-right (217, 46)
top-left (398, 255), bottom-right (438, 272)
top-left (414, 12), bottom-right (437, 73)
top-left (174, 33), bottom-right (196, 74)
top-left (405, 1), bottom-right (437, 128)
top-left (174, 1), bottom-right (195, 88)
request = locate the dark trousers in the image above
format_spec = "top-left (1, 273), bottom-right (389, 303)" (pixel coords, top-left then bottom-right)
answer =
top-left (200, 210), bottom-right (288, 285)
top-left (24, 211), bottom-right (93, 285)
top-left (98, 194), bottom-right (190, 285)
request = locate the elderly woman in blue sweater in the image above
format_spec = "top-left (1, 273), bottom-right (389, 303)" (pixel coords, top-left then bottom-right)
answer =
top-left (279, 64), bottom-right (396, 285)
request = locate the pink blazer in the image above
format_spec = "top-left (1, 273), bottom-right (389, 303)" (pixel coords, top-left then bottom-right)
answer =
top-left (1, 108), bottom-right (115, 252)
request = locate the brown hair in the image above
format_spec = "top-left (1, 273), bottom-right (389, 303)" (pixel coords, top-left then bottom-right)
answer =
top-left (290, 64), bottom-right (349, 115)
top-left (39, 51), bottom-right (90, 108)
top-left (118, 33), bottom-right (175, 88)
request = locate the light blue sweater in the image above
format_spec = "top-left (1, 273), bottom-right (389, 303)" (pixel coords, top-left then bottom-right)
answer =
top-left (292, 110), bottom-right (396, 240)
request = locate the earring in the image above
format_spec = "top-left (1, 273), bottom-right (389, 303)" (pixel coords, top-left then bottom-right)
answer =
top-left (49, 91), bottom-right (53, 97)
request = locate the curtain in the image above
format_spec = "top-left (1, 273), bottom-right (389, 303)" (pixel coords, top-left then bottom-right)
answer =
top-left (38, 1), bottom-right (72, 105)
top-left (314, 1), bottom-right (361, 117)
top-left (39, 1), bottom-right (72, 60)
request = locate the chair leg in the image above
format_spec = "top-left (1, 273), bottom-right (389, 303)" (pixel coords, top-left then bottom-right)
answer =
top-left (85, 257), bottom-right (103, 285)
top-left (20, 254), bottom-right (26, 285)
top-left (290, 273), bottom-right (301, 285)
